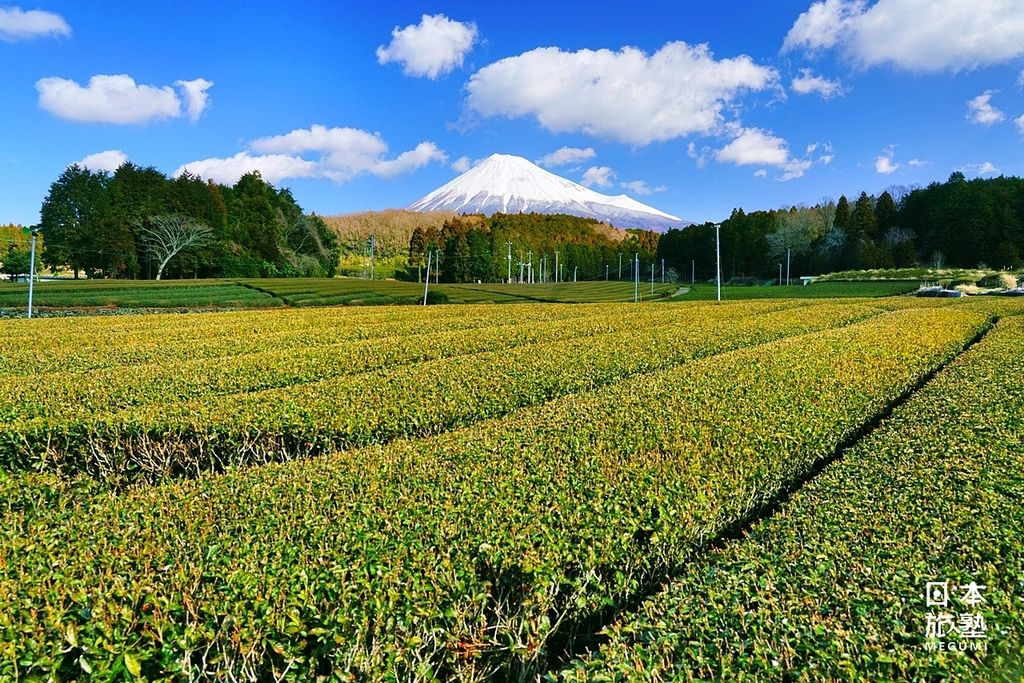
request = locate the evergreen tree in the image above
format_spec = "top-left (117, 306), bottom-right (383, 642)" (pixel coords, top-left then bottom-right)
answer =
top-left (408, 227), bottom-right (428, 281)
top-left (227, 172), bottom-right (283, 267)
top-left (443, 232), bottom-right (471, 282)
top-left (851, 192), bottom-right (877, 241)
top-left (39, 165), bottom-right (112, 278)
top-left (466, 229), bottom-right (492, 281)
top-left (893, 239), bottom-right (918, 267)
top-left (834, 195), bottom-right (850, 232)
top-left (875, 191), bottom-right (898, 236)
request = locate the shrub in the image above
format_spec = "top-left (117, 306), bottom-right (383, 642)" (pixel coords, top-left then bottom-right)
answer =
top-left (425, 289), bottom-right (449, 304)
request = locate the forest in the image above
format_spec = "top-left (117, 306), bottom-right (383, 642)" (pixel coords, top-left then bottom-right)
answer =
top-left (404, 213), bottom-right (659, 283)
top-left (31, 163), bottom-right (339, 279)
top-left (658, 173), bottom-right (1024, 282)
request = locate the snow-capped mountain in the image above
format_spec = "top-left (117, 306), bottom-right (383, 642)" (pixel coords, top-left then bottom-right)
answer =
top-left (408, 154), bottom-right (690, 231)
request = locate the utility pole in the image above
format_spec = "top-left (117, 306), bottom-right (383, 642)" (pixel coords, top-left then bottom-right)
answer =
top-left (715, 223), bottom-right (722, 302)
top-left (634, 253), bottom-right (639, 302)
top-left (605, 264), bottom-right (609, 281)
top-left (786, 248), bottom-right (791, 286)
top-left (778, 263), bottom-right (783, 286)
top-left (506, 241), bottom-right (512, 283)
top-left (518, 251), bottom-right (524, 283)
top-left (573, 266), bottom-right (577, 283)
top-left (650, 263), bottom-right (654, 295)
top-left (555, 251), bottom-right (559, 284)
top-left (434, 249), bottom-right (439, 284)
top-left (618, 252), bottom-right (623, 280)
top-left (422, 251), bottom-right (431, 305)
top-left (527, 250), bottom-right (532, 284)
top-left (661, 258), bottom-right (665, 284)
top-left (27, 228), bottom-right (38, 319)
top-left (691, 259), bottom-right (695, 285)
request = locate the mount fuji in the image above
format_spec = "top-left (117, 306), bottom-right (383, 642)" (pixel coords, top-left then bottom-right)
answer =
top-left (408, 154), bottom-right (690, 231)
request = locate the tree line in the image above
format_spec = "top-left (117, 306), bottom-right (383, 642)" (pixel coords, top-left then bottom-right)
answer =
top-left (657, 173), bottom-right (1024, 283)
top-left (406, 213), bottom-right (660, 283)
top-left (36, 163), bottom-right (340, 279)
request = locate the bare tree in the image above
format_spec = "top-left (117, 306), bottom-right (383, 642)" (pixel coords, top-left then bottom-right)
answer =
top-left (768, 208), bottom-right (816, 260)
top-left (137, 214), bottom-right (212, 280)
top-left (884, 227), bottom-right (916, 246)
top-left (883, 184), bottom-right (913, 207)
top-left (818, 196), bottom-right (836, 233)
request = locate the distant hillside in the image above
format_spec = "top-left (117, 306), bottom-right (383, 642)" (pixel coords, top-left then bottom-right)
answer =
top-left (324, 208), bottom-right (628, 260)
top-left (323, 210), bottom-right (455, 258)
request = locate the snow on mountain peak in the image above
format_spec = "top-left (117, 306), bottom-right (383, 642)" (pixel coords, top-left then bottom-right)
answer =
top-left (408, 154), bottom-right (689, 230)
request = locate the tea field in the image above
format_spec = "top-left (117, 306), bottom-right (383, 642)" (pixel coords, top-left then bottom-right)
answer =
top-left (0, 274), bottom-right (930, 316)
top-left (0, 296), bottom-right (1021, 681)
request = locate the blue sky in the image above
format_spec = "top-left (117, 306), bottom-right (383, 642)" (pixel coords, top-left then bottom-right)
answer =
top-left (2, 0), bottom-right (1023, 226)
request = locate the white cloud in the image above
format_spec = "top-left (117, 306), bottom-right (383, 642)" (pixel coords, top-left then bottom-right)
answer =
top-left (1018, 70), bottom-right (1024, 88)
top-left (979, 161), bottom-right (999, 175)
top-left (0, 6), bottom-right (70, 41)
top-left (252, 125), bottom-right (388, 174)
top-left (467, 41), bottom-right (779, 145)
top-left (174, 153), bottom-right (318, 185)
top-left (1016, 114), bottom-right (1024, 136)
top-left (376, 13), bottom-right (477, 79)
top-left (716, 127), bottom-right (789, 166)
top-left (36, 74), bottom-right (214, 125)
top-left (371, 141), bottom-right (447, 178)
top-left (177, 124), bottom-right (446, 185)
top-left (538, 146), bottom-right (596, 167)
top-left (73, 149), bottom-right (128, 173)
top-left (779, 158), bottom-right (813, 181)
top-left (714, 127), bottom-right (824, 181)
top-left (620, 180), bottom-right (667, 195)
top-left (784, 0), bottom-right (1024, 72)
top-left (581, 166), bottom-right (615, 188)
top-left (451, 155), bottom-right (472, 172)
top-left (790, 68), bottom-right (844, 98)
top-left (175, 78), bottom-right (214, 123)
top-left (908, 158), bottom-right (927, 166)
top-left (812, 142), bottom-right (835, 165)
top-left (754, 169), bottom-right (768, 177)
top-left (783, 0), bottom-right (865, 52)
top-left (687, 141), bottom-right (712, 168)
top-left (962, 161), bottom-right (1001, 176)
top-left (875, 153), bottom-right (899, 174)
top-left (966, 90), bottom-right (1006, 125)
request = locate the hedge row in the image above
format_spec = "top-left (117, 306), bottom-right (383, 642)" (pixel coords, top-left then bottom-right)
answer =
top-left (0, 303), bottom-right (876, 486)
top-left (0, 303), bottom-right (611, 376)
top-left (559, 316), bottom-right (1022, 681)
top-left (0, 308), bottom-right (988, 681)
top-left (0, 303), bottom-right (707, 423)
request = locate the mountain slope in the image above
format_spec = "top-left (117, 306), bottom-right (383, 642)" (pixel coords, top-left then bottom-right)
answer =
top-left (408, 154), bottom-right (690, 231)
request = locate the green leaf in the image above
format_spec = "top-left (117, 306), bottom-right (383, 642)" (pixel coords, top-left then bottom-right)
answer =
top-left (123, 652), bottom-right (142, 677)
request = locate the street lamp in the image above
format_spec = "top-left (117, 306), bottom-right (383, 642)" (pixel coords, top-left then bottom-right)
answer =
top-left (714, 223), bottom-right (722, 302)
top-left (27, 227), bottom-right (39, 319)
